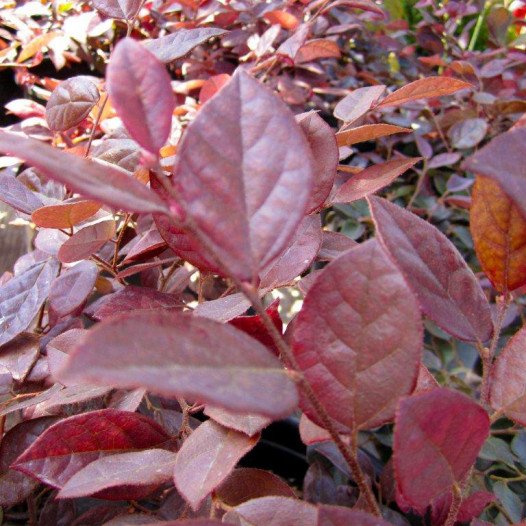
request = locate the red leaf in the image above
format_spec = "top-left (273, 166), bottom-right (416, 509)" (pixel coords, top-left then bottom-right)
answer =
top-left (204, 406), bottom-right (271, 437)
top-left (31, 199), bottom-right (101, 229)
top-left (317, 231), bottom-right (357, 261)
top-left (45, 76), bottom-right (100, 132)
top-left (334, 85), bottom-right (386, 124)
top-left (394, 388), bottom-right (489, 513)
top-left (194, 292), bottom-right (251, 322)
top-left (317, 505), bottom-right (392, 525)
top-left (173, 420), bottom-right (258, 510)
top-left (58, 449), bottom-right (177, 499)
top-left (463, 128), bottom-right (526, 220)
top-left (215, 468), bottom-right (296, 506)
top-left (332, 158), bottom-right (420, 204)
top-left (199, 74), bottom-right (231, 104)
top-left (0, 332), bottom-right (40, 382)
top-left (0, 130), bottom-right (169, 214)
top-left (0, 259), bottom-right (59, 347)
top-left (229, 298), bottom-right (282, 355)
top-left (12, 409), bottom-right (169, 489)
top-left (144, 28), bottom-right (227, 63)
top-left (413, 364), bottom-right (439, 394)
top-left (369, 196), bottom-right (493, 343)
top-left (259, 215), bottom-right (322, 290)
top-left (57, 311), bottom-right (298, 418)
top-left (49, 260), bottom-right (99, 317)
top-left (169, 69), bottom-right (313, 283)
top-left (0, 417), bottom-right (58, 507)
top-left (86, 285), bottom-right (183, 321)
top-left (91, 0), bottom-right (142, 19)
top-left (336, 123), bottom-right (411, 147)
top-left (291, 240), bottom-right (422, 431)
top-left (106, 38), bottom-right (175, 155)
top-left (295, 39), bottom-right (340, 64)
top-left (490, 325), bottom-right (526, 425)
top-left (319, 0), bottom-right (385, 18)
top-left (264, 10), bottom-right (299, 29)
top-left (0, 173), bottom-right (45, 215)
top-left (296, 112), bottom-right (338, 213)
top-left (58, 220), bottom-right (115, 263)
top-left (376, 77), bottom-right (472, 108)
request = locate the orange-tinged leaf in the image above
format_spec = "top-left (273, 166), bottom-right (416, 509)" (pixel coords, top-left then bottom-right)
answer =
top-left (376, 77), bottom-right (472, 109)
top-left (470, 176), bottom-right (526, 293)
top-left (264, 10), bottom-right (299, 29)
top-left (17, 32), bottom-right (61, 63)
top-left (336, 124), bottom-right (411, 147)
top-left (199, 74), bottom-right (231, 104)
top-left (31, 200), bottom-right (101, 229)
top-left (295, 39), bottom-right (340, 64)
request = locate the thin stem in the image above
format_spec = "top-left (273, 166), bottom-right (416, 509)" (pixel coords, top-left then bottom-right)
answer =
top-left (444, 484), bottom-right (462, 526)
top-left (85, 93), bottom-right (108, 158)
top-left (241, 283), bottom-right (381, 516)
top-left (112, 213), bottom-right (131, 269)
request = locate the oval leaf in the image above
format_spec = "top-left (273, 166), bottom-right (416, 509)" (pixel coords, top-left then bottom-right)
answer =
top-left (91, 0), bottom-right (141, 18)
top-left (470, 175), bottom-right (526, 293)
top-left (46, 76), bottom-right (100, 132)
top-left (336, 124), bottom-right (411, 147)
top-left (57, 310), bottom-right (298, 418)
top-left (12, 409), bottom-right (169, 489)
top-left (31, 200), bottom-right (101, 229)
top-left (107, 38), bottom-right (175, 155)
top-left (58, 220), bottom-right (115, 263)
top-left (0, 259), bottom-right (59, 347)
top-left (170, 69), bottom-right (313, 283)
top-left (291, 239), bottom-right (422, 431)
top-left (490, 325), bottom-right (526, 426)
top-left (174, 420), bottom-right (258, 510)
top-left (369, 196), bottom-right (493, 343)
top-left (332, 157), bottom-right (420, 204)
top-left (58, 449), bottom-right (177, 499)
top-left (0, 130), bottom-right (169, 214)
top-left (334, 85), bottom-right (386, 124)
top-left (376, 77), bottom-right (472, 108)
top-left (463, 128), bottom-right (526, 221)
top-left (0, 173), bottom-right (45, 215)
top-left (394, 388), bottom-right (489, 513)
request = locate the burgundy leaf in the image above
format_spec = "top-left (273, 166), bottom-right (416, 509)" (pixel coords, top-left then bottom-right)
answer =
top-left (277, 24), bottom-right (310, 59)
top-left (319, 0), bottom-right (386, 18)
top-left (317, 231), bottom-right (357, 261)
top-left (0, 173), bottom-right (45, 215)
top-left (394, 388), bottom-right (489, 513)
top-left (215, 468), bottom-right (296, 506)
top-left (0, 332), bottom-right (40, 381)
top-left (174, 420), bottom-right (258, 510)
top-left (331, 158), bottom-right (421, 204)
top-left (334, 85), bottom-right (386, 124)
top-left (295, 111), bottom-right (338, 213)
top-left (122, 227), bottom-right (167, 263)
top-left (0, 385), bottom-right (62, 417)
top-left (58, 221), bottom-right (115, 263)
top-left (12, 409), bottom-right (169, 489)
top-left (143, 28), bottom-right (227, 63)
top-left (106, 38), bottom-right (175, 155)
top-left (369, 196), bottom-right (493, 343)
top-left (86, 286), bottom-right (183, 321)
top-left (91, 0), bottom-right (142, 19)
top-left (31, 200), bottom-right (101, 229)
top-left (92, 138), bottom-right (142, 173)
top-left (299, 414), bottom-right (331, 445)
top-left (49, 260), bottom-right (98, 317)
top-left (58, 311), bottom-right (298, 418)
top-left (170, 69), bottom-right (313, 283)
top-left (204, 406), bottom-right (271, 437)
top-left (46, 76), bottom-right (100, 132)
top-left (0, 130), bottom-right (169, 214)
top-left (463, 128), bottom-right (526, 219)
top-left (46, 328), bottom-right (87, 381)
top-left (35, 384), bottom-right (112, 413)
top-left (229, 298), bottom-right (282, 355)
top-left (413, 364), bottom-right (439, 394)
top-left (375, 77), bottom-right (472, 108)
top-left (317, 505), bottom-right (392, 525)
top-left (193, 293), bottom-right (251, 322)
top-left (58, 449), bottom-right (177, 499)
top-left (489, 325), bottom-right (526, 425)
top-left (0, 417), bottom-right (58, 507)
top-left (0, 259), bottom-right (59, 347)
top-left (291, 239), bottom-right (422, 431)
top-left (259, 215), bottom-right (322, 290)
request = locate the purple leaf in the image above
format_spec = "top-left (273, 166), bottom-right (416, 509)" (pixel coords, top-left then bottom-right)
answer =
top-left (369, 196), bottom-right (493, 343)
top-left (57, 311), bottom-right (299, 418)
top-left (169, 69), bottom-right (313, 283)
top-left (334, 85), bottom-right (386, 124)
top-left (106, 38), bottom-right (175, 155)
top-left (0, 259), bottom-right (59, 347)
top-left (0, 332), bottom-right (40, 382)
top-left (173, 420), bottom-right (258, 510)
top-left (58, 221), bottom-right (115, 263)
top-left (0, 173), bottom-right (45, 215)
top-left (291, 240), bottom-right (422, 431)
top-left (0, 130), bottom-right (169, 214)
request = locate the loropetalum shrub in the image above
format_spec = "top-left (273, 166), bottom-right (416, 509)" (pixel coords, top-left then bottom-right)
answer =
top-left (1, 1), bottom-right (526, 525)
